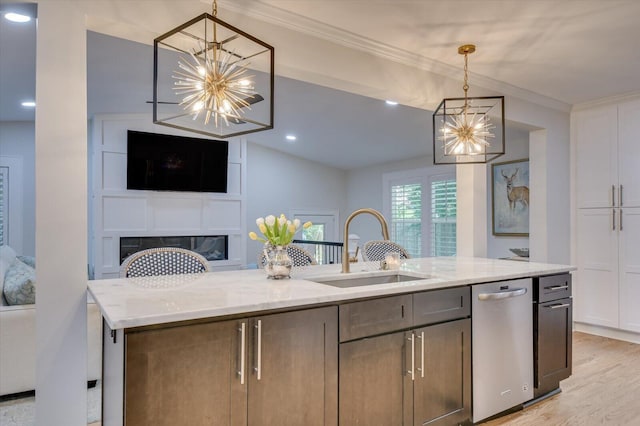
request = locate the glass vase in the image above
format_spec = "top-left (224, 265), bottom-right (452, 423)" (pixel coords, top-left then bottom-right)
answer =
top-left (264, 244), bottom-right (292, 279)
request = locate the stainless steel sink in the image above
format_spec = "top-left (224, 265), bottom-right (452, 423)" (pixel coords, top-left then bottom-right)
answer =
top-left (310, 273), bottom-right (425, 288)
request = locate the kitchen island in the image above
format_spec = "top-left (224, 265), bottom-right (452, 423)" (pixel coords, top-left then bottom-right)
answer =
top-left (89, 257), bottom-right (574, 426)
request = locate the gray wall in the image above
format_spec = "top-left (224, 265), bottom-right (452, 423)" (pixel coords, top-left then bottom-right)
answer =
top-left (245, 142), bottom-right (348, 265)
top-left (0, 121), bottom-right (35, 256)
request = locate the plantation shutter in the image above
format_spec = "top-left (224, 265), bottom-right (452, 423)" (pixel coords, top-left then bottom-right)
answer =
top-left (390, 183), bottom-right (422, 257)
top-left (430, 178), bottom-right (456, 256)
top-left (0, 167), bottom-right (7, 246)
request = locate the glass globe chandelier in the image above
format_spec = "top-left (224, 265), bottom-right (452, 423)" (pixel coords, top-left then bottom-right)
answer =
top-left (433, 44), bottom-right (504, 164)
top-left (153, 0), bottom-right (274, 139)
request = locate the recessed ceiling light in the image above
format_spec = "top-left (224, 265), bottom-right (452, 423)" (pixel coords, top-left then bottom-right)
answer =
top-left (385, 100), bottom-right (398, 106)
top-left (4, 12), bottom-right (31, 23)
top-left (21, 101), bottom-right (36, 107)
top-left (286, 135), bottom-right (297, 141)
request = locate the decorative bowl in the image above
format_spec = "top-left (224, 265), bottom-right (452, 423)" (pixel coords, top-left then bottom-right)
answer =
top-left (509, 248), bottom-right (529, 258)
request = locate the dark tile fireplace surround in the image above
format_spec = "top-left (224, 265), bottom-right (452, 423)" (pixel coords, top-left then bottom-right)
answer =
top-left (120, 235), bottom-right (228, 264)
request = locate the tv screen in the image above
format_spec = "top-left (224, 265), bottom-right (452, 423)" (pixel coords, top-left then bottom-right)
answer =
top-left (127, 130), bottom-right (228, 193)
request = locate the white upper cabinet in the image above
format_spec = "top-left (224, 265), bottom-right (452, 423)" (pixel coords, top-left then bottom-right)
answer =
top-left (617, 99), bottom-right (640, 208)
top-left (574, 104), bottom-right (618, 209)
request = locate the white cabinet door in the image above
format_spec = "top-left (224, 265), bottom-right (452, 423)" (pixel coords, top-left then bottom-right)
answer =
top-left (619, 208), bottom-right (640, 332)
top-left (574, 105), bottom-right (618, 209)
top-left (618, 99), bottom-right (640, 208)
top-left (575, 208), bottom-right (619, 328)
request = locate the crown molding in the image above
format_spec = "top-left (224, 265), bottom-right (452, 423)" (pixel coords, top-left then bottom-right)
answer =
top-left (218, 0), bottom-right (570, 113)
top-left (571, 90), bottom-right (640, 112)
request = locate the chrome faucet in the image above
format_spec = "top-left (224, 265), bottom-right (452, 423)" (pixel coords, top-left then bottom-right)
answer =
top-left (342, 208), bottom-right (390, 273)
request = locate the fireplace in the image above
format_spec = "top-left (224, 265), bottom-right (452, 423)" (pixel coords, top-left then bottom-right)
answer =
top-left (120, 235), bottom-right (228, 264)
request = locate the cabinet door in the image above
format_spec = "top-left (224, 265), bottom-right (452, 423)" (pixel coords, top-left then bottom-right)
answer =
top-left (575, 208), bottom-right (619, 327)
top-left (248, 306), bottom-right (337, 426)
top-left (618, 99), bottom-right (640, 207)
top-left (619, 208), bottom-right (640, 332)
top-left (124, 320), bottom-right (247, 426)
top-left (574, 104), bottom-right (618, 208)
top-left (413, 319), bottom-right (471, 426)
top-left (535, 298), bottom-right (572, 396)
top-left (339, 331), bottom-right (410, 426)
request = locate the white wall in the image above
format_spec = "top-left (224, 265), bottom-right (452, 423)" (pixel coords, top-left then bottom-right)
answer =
top-left (486, 128), bottom-right (530, 258)
top-left (246, 142), bottom-right (347, 264)
top-left (0, 121), bottom-right (35, 256)
top-left (35, 2), bottom-right (88, 424)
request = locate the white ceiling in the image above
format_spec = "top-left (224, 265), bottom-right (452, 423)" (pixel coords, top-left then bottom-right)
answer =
top-left (2, 0), bottom-right (640, 169)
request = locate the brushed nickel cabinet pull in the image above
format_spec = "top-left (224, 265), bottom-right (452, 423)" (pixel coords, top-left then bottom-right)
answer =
top-left (620, 185), bottom-right (624, 207)
top-left (547, 303), bottom-right (571, 309)
top-left (613, 209), bottom-right (616, 231)
top-left (612, 185), bottom-right (616, 207)
top-left (620, 209), bottom-right (623, 231)
top-left (238, 322), bottom-right (246, 384)
top-left (407, 334), bottom-right (415, 381)
top-left (254, 320), bottom-right (262, 380)
top-left (419, 331), bottom-right (425, 379)
top-left (546, 285), bottom-right (569, 291)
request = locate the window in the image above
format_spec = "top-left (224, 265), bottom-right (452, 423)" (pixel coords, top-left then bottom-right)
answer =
top-left (384, 168), bottom-right (456, 258)
top-left (390, 182), bottom-right (422, 257)
top-left (430, 177), bottom-right (456, 256)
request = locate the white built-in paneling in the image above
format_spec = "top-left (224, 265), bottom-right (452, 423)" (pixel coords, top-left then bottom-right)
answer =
top-left (90, 114), bottom-right (247, 278)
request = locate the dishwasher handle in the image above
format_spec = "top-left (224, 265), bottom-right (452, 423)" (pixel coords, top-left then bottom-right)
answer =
top-left (478, 287), bottom-right (527, 301)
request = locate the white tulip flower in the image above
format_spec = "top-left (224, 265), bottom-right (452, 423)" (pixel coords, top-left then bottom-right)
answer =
top-left (265, 215), bottom-right (276, 226)
top-left (256, 217), bottom-right (265, 226)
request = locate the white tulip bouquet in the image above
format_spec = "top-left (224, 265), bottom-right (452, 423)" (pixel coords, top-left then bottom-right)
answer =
top-left (249, 214), bottom-right (312, 247)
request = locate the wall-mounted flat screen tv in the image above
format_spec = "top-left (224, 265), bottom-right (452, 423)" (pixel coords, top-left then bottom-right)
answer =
top-left (127, 130), bottom-right (228, 193)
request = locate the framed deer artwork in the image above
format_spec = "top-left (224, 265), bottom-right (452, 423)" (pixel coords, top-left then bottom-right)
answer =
top-left (491, 159), bottom-right (530, 236)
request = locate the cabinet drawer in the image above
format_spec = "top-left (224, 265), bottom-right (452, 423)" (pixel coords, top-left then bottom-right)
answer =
top-left (536, 274), bottom-right (572, 303)
top-left (413, 286), bottom-right (470, 326)
top-left (339, 294), bottom-right (413, 342)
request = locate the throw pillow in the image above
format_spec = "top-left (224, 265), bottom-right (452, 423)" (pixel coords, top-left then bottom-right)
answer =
top-left (0, 245), bottom-right (17, 306)
top-left (3, 258), bottom-right (36, 305)
top-left (17, 255), bottom-right (36, 269)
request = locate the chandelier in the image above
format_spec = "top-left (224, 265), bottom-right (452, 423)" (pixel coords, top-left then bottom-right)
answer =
top-left (153, 0), bottom-right (274, 138)
top-left (433, 44), bottom-right (504, 164)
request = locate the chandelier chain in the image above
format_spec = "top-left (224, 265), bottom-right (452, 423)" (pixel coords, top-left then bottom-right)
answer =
top-left (212, 0), bottom-right (218, 17)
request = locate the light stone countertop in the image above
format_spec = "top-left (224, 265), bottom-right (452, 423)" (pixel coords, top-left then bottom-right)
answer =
top-left (87, 256), bottom-right (575, 330)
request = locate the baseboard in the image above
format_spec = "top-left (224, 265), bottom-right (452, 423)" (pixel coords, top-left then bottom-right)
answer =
top-left (0, 380), bottom-right (99, 402)
top-left (574, 322), bottom-right (640, 344)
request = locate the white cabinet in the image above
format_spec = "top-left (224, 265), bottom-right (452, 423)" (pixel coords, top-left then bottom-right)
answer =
top-left (574, 98), bottom-right (640, 334)
top-left (575, 209), bottom-right (618, 328)
top-left (574, 104), bottom-right (617, 209)
top-left (619, 208), bottom-right (640, 332)
top-left (618, 101), bottom-right (640, 208)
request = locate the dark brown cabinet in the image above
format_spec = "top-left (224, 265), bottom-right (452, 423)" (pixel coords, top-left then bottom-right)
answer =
top-left (125, 319), bottom-right (246, 426)
top-left (533, 274), bottom-right (573, 398)
top-left (338, 287), bottom-right (471, 426)
top-left (124, 306), bottom-right (337, 426)
top-left (412, 320), bottom-right (471, 426)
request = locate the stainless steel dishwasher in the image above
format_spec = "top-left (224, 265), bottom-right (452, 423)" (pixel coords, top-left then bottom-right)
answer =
top-left (472, 278), bottom-right (533, 423)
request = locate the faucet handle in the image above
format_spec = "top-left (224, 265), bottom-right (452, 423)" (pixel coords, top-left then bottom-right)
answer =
top-left (349, 246), bottom-right (359, 263)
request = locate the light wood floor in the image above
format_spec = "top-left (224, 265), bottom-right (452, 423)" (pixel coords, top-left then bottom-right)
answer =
top-left (88, 331), bottom-right (640, 426)
top-left (485, 331), bottom-right (640, 425)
